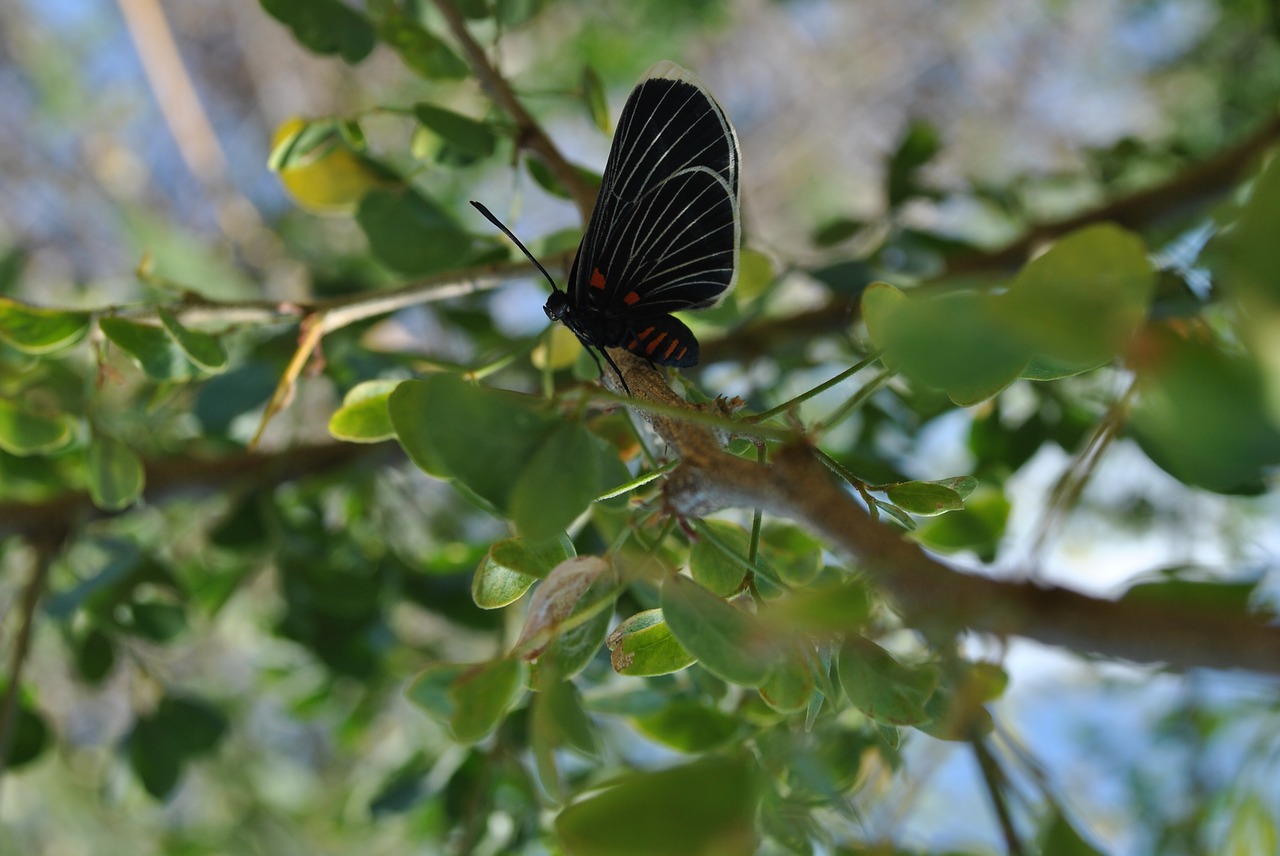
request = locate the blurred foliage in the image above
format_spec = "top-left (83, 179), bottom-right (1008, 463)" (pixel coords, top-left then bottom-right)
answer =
top-left (2, 1), bottom-right (1280, 855)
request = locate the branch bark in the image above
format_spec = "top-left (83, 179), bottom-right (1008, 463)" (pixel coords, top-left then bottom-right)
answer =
top-left (606, 349), bottom-right (1280, 676)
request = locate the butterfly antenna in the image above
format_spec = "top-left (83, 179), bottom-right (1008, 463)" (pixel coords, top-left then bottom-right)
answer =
top-left (470, 201), bottom-right (561, 293)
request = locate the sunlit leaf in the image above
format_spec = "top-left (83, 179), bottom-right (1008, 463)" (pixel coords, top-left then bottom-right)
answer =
top-left (582, 65), bottom-right (609, 134)
top-left (606, 609), bottom-right (697, 677)
top-left (884, 480), bottom-right (964, 516)
top-left (0, 399), bottom-right (76, 456)
top-left (0, 297), bottom-right (90, 354)
top-left (328, 380), bottom-right (401, 443)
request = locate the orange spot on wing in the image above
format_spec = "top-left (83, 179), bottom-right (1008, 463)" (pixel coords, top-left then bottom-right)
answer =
top-left (677, 346), bottom-right (688, 361)
top-left (644, 332), bottom-right (668, 356)
top-left (664, 338), bottom-right (680, 360)
top-left (623, 291), bottom-right (640, 305)
top-left (636, 327), bottom-right (654, 340)
top-left (590, 268), bottom-right (607, 289)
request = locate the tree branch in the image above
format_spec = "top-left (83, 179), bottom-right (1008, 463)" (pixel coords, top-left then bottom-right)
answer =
top-left (0, 442), bottom-right (381, 543)
top-left (701, 112), bottom-right (1280, 366)
top-left (0, 537), bottom-right (56, 798)
top-left (433, 0), bottom-right (598, 221)
top-left (606, 350), bottom-right (1280, 676)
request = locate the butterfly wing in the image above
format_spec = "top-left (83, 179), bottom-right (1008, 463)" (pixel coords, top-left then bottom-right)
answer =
top-left (621, 313), bottom-right (700, 367)
top-left (571, 62), bottom-right (741, 320)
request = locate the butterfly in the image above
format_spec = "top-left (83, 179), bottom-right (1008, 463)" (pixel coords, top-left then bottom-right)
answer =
top-left (472, 60), bottom-right (741, 393)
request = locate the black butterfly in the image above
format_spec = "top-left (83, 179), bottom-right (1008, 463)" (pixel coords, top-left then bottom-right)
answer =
top-left (473, 60), bottom-right (741, 393)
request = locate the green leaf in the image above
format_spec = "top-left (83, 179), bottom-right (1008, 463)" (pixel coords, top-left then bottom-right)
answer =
top-left (535, 584), bottom-right (615, 683)
top-left (582, 65), bottom-right (609, 133)
top-left (538, 679), bottom-right (600, 758)
top-left (1224, 796), bottom-right (1279, 856)
top-left (1221, 153), bottom-right (1280, 309)
top-left (127, 695), bottom-right (228, 799)
top-left (886, 120), bottom-right (941, 207)
top-left (510, 423), bottom-right (601, 541)
top-left (689, 520), bottom-right (752, 596)
top-left (633, 700), bottom-right (740, 753)
top-left (862, 282), bottom-right (1029, 405)
top-left (918, 661), bottom-right (1003, 741)
top-left (74, 627), bottom-right (116, 684)
top-left (413, 104), bottom-right (498, 160)
top-left (157, 307), bottom-right (227, 371)
top-left (447, 657), bottom-right (525, 743)
top-left (86, 434), bottom-right (145, 511)
top-left (757, 647), bottom-right (815, 714)
top-left (259, 0), bottom-right (375, 63)
top-left (661, 575), bottom-right (773, 687)
top-left (811, 216), bottom-right (866, 247)
top-left (606, 609), bottom-right (697, 677)
top-left (377, 12), bottom-right (468, 80)
top-left (100, 316), bottom-right (196, 380)
top-left (1002, 224), bottom-right (1154, 369)
top-left (934, 475), bottom-right (977, 499)
top-left (0, 399), bottom-right (76, 456)
top-left (1119, 567), bottom-right (1264, 617)
top-left (555, 754), bottom-right (758, 856)
top-left (761, 577), bottom-right (874, 636)
top-left (0, 687), bottom-right (49, 770)
top-left (912, 487), bottom-right (1011, 561)
top-left (758, 523), bottom-right (823, 587)
top-left (514, 557), bottom-right (613, 660)
top-left (0, 296), bottom-right (90, 354)
top-left (524, 155), bottom-right (602, 201)
top-left (389, 375), bottom-right (558, 512)
top-left (328, 380), bottom-right (400, 443)
top-left (129, 600), bottom-right (187, 642)
top-left (1038, 808), bottom-right (1106, 856)
top-left (837, 636), bottom-right (939, 726)
top-left (472, 560), bottom-right (535, 611)
top-left (1130, 329), bottom-right (1280, 493)
top-left (356, 188), bottom-right (475, 276)
top-left (883, 481), bottom-right (964, 516)
top-left (496, 0), bottom-right (549, 27)
top-left (405, 662), bottom-right (467, 723)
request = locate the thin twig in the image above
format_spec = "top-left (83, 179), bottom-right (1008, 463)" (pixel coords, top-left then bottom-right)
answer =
top-left (0, 538), bottom-right (57, 804)
top-left (433, 0), bottom-right (598, 221)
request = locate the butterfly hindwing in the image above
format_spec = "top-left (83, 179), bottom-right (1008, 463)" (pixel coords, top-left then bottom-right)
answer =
top-left (621, 313), bottom-right (700, 368)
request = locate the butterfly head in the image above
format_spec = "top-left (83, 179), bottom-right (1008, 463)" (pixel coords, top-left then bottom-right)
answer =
top-left (544, 289), bottom-right (571, 323)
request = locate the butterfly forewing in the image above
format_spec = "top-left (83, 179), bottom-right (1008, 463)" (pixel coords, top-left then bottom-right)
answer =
top-left (572, 62), bottom-right (741, 328)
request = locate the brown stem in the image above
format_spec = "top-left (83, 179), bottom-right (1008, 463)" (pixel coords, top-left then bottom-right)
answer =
top-left (433, 0), bottom-right (598, 221)
top-left (0, 538), bottom-right (57, 799)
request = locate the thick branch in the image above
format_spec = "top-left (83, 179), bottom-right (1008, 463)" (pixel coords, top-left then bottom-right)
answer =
top-left (0, 442), bottom-right (380, 542)
top-left (433, 0), bottom-right (598, 221)
top-left (607, 350), bottom-right (1280, 675)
